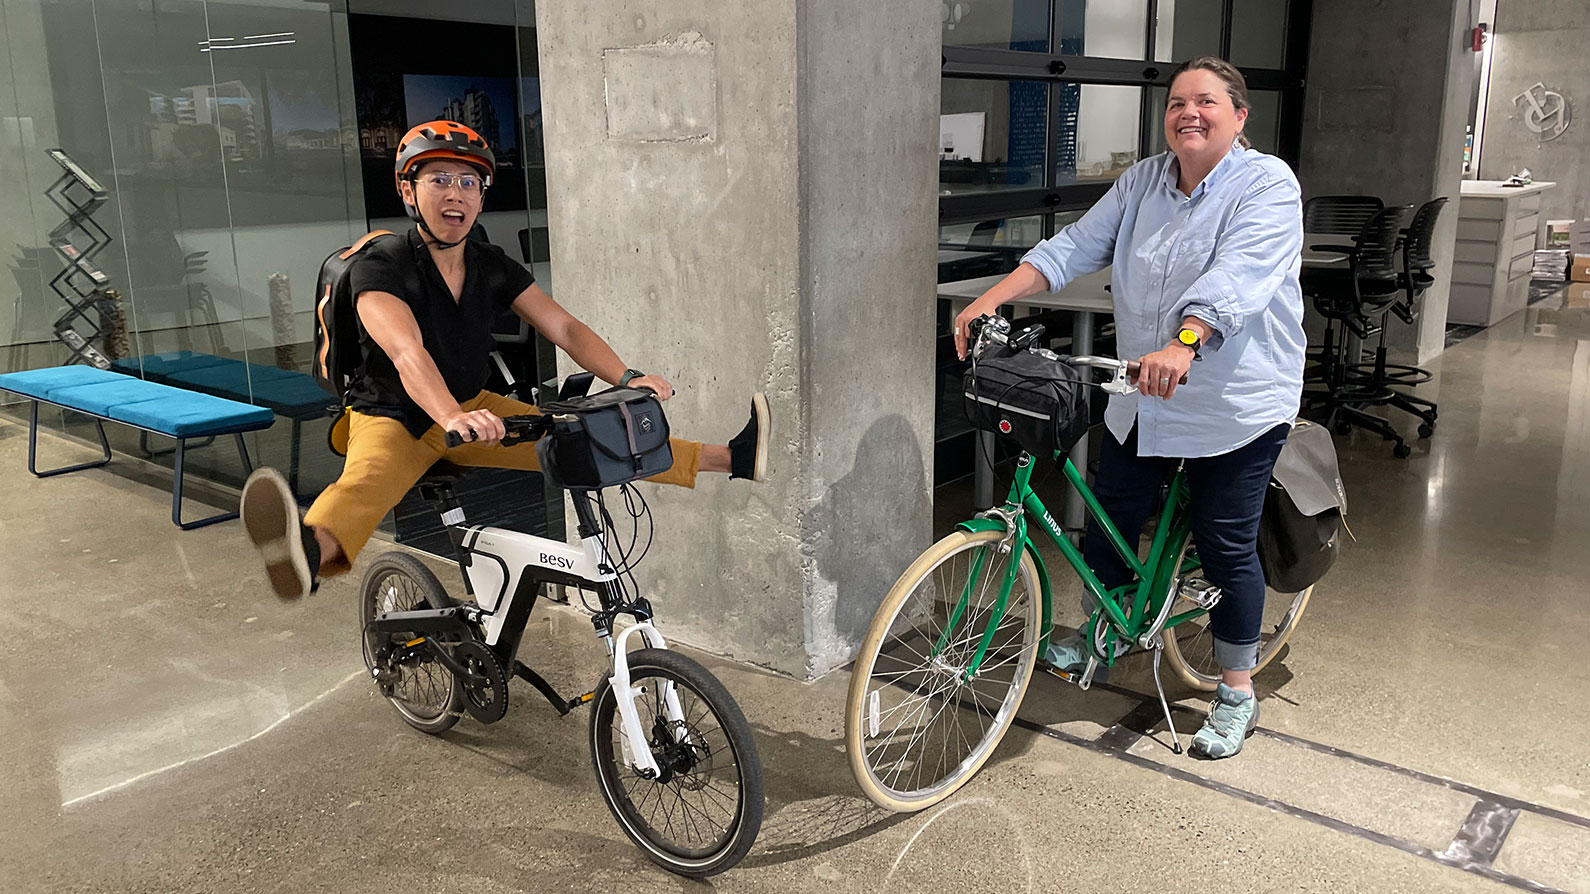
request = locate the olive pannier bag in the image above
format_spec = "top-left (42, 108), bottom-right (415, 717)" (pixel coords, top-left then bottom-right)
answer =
top-left (1258, 419), bottom-right (1348, 592)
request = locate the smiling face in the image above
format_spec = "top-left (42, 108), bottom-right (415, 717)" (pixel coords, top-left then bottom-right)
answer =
top-left (398, 159), bottom-right (485, 243)
top-left (1164, 68), bottom-right (1248, 165)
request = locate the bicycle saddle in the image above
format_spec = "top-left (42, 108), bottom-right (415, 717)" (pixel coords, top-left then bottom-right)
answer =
top-left (416, 459), bottom-right (471, 486)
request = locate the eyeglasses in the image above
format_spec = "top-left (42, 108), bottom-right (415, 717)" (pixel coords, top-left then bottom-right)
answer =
top-left (416, 172), bottom-right (485, 196)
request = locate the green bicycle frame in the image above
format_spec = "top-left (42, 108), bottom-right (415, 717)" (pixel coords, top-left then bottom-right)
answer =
top-left (948, 451), bottom-right (1207, 679)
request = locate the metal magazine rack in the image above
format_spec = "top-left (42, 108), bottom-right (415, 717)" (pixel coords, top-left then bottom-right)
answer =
top-left (43, 148), bottom-right (116, 368)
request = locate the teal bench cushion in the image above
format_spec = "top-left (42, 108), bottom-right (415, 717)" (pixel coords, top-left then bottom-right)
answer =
top-left (113, 392), bottom-right (273, 438)
top-left (111, 351), bottom-right (232, 379)
top-left (0, 366), bottom-right (273, 438)
top-left (0, 366), bottom-right (124, 400)
top-left (114, 352), bottom-right (330, 421)
top-left (46, 379), bottom-right (175, 416)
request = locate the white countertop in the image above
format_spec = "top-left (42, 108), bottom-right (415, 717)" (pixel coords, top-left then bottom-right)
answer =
top-left (1460, 180), bottom-right (1557, 198)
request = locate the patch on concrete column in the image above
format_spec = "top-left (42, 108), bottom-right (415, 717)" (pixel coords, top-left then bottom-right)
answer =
top-left (602, 31), bottom-right (717, 143)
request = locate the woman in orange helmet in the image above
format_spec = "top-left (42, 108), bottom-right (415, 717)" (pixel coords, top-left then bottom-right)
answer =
top-left (240, 121), bottom-right (770, 598)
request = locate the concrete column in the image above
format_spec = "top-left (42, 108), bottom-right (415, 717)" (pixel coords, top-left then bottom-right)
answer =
top-left (535, 1), bottom-right (938, 677)
top-left (1299, 0), bottom-right (1475, 364)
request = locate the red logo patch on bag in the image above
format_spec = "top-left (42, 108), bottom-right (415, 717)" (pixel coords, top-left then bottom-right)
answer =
top-left (999, 419), bottom-right (1012, 434)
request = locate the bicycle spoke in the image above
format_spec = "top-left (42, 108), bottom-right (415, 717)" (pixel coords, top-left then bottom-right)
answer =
top-left (854, 532), bottom-right (1043, 803)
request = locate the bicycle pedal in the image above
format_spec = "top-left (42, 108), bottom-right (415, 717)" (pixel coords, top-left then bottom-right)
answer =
top-left (1178, 577), bottom-right (1223, 610)
top-left (1041, 659), bottom-right (1106, 689)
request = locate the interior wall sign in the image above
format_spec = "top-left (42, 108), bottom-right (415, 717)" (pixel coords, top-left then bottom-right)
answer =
top-left (1512, 82), bottom-right (1572, 141)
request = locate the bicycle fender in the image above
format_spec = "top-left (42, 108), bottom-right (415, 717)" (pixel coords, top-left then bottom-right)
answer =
top-left (955, 520), bottom-right (1055, 640)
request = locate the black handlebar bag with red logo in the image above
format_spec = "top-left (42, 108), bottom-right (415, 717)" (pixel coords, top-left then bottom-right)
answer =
top-left (961, 345), bottom-right (1090, 458)
top-left (535, 387), bottom-right (673, 490)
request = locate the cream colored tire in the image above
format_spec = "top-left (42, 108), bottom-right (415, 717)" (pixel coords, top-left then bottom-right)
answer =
top-left (1162, 583), bottom-right (1313, 691)
top-left (845, 530), bottom-right (1042, 812)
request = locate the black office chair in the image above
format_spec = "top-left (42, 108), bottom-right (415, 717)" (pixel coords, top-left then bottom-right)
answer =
top-left (1343, 197), bottom-right (1448, 440)
top-left (1303, 195), bottom-right (1385, 237)
top-left (1300, 196), bottom-right (1385, 377)
top-left (1301, 204), bottom-right (1415, 457)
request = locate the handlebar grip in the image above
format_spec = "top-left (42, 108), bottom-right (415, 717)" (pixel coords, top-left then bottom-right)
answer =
top-left (445, 430), bottom-right (467, 448)
top-left (1124, 361), bottom-right (1188, 384)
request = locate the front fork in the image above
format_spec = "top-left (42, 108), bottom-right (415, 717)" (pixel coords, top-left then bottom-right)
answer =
top-left (604, 621), bottom-right (689, 779)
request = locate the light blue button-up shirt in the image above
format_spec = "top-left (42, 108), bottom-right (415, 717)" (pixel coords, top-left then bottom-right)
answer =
top-left (1021, 143), bottom-right (1305, 458)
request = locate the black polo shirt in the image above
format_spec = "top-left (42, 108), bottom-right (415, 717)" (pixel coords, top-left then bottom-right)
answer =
top-left (345, 227), bottom-right (535, 438)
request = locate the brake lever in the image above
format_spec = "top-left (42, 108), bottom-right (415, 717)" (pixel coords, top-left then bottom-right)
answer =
top-left (1101, 365), bottom-right (1138, 396)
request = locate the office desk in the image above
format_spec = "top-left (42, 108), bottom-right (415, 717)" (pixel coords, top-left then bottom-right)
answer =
top-left (939, 269), bottom-right (1114, 535)
top-left (1451, 180), bottom-right (1556, 326)
top-left (1301, 236), bottom-right (1352, 268)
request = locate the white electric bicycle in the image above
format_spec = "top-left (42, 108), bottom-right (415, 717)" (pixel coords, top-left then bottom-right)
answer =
top-left (359, 373), bottom-right (763, 877)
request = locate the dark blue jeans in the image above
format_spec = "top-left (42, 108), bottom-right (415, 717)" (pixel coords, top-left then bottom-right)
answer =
top-left (1081, 423), bottom-right (1290, 671)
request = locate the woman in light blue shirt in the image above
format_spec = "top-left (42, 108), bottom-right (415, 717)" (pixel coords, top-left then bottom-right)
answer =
top-left (952, 57), bottom-right (1304, 760)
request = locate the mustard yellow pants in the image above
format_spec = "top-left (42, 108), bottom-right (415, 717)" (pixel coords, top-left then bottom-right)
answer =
top-left (303, 390), bottom-right (702, 575)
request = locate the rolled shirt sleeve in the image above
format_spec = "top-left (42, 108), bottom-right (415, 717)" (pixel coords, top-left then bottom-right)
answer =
top-left (1020, 166), bottom-right (1137, 292)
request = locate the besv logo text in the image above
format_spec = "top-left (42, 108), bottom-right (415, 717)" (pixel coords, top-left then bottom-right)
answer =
top-left (540, 552), bottom-right (576, 570)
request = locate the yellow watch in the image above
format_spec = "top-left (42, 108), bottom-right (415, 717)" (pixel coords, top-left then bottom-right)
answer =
top-left (1176, 327), bottom-right (1203, 359)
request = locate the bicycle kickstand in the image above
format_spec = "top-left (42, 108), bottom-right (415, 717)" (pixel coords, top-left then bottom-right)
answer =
top-left (1150, 642), bottom-right (1184, 755)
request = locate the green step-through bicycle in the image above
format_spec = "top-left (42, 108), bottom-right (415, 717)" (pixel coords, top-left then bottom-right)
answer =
top-left (845, 315), bottom-right (1312, 812)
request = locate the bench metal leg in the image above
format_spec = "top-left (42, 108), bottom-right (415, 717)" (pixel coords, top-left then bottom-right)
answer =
top-left (288, 418), bottom-right (302, 497)
top-left (171, 433), bottom-right (251, 530)
top-left (27, 400), bottom-right (111, 477)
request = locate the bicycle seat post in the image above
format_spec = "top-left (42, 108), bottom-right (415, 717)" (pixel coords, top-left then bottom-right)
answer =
top-left (418, 480), bottom-right (465, 527)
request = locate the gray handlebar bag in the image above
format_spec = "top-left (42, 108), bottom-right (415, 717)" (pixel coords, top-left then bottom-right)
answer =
top-left (1257, 420), bottom-right (1348, 593)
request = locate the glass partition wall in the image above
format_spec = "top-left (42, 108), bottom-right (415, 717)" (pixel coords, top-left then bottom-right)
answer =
top-left (0, 0), bottom-right (555, 542)
top-left (1, 0), bottom-right (366, 502)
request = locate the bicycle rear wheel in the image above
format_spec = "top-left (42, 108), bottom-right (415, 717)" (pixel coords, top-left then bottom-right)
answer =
top-left (589, 648), bottom-right (763, 878)
top-left (359, 552), bottom-right (463, 734)
top-left (1161, 576), bottom-right (1313, 691)
top-left (845, 529), bottom-right (1042, 813)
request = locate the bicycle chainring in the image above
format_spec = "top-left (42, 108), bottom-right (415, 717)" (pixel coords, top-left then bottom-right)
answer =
top-left (453, 640), bottom-right (509, 724)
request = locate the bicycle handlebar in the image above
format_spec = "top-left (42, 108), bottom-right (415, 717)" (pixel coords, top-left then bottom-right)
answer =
top-left (442, 380), bottom-right (662, 448)
top-left (967, 316), bottom-right (1187, 385)
top-left (444, 414), bottom-right (553, 448)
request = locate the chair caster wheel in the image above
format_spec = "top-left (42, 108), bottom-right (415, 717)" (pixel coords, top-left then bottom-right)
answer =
top-left (1393, 443), bottom-right (1412, 459)
top-left (1418, 423), bottom-right (1435, 439)
top-left (1335, 421), bottom-right (1353, 436)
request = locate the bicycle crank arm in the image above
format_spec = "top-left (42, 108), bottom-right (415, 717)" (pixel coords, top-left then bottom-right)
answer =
top-left (1042, 656), bottom-right (1101, 690)
top-left (513, 660), bottom-right (594, 716)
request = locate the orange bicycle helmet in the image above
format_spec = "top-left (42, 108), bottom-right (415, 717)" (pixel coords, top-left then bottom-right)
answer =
top-left (395, 120), bottom-right (495, 184)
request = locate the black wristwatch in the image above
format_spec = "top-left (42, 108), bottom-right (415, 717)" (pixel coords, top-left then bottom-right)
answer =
top-left (1175, 327), bottom-right (1203, 361)
top-left (619, 368), bottom-right (645, 386)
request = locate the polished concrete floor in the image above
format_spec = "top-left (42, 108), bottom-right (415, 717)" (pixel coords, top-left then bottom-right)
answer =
top-left (3, 292), bottom-right (1589, 893)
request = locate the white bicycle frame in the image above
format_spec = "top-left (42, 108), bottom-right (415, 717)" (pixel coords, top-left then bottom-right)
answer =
top-left (452, 521), bottom-right (689, 778)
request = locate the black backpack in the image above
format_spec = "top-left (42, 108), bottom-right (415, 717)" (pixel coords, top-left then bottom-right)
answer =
top-left (312, 230), bottom-right (401, 400)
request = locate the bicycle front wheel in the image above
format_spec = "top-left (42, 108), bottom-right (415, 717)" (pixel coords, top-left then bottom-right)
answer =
top-left (1162, 580), bottom-right (1313, 691)
top-left (589, 648), bottom-right (763, 878)
top-left (846, 529), bottom-right (1042, 813)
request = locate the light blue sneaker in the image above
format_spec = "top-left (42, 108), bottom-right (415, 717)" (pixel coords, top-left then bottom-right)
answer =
top-left (1041, 627), bottom-right (1127, 677)
top-left (1189, 683), bottom-right (1260, 759)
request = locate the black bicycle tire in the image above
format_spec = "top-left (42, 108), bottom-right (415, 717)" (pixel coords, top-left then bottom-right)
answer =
top-left (588, 648), bottom-right (764, 878)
